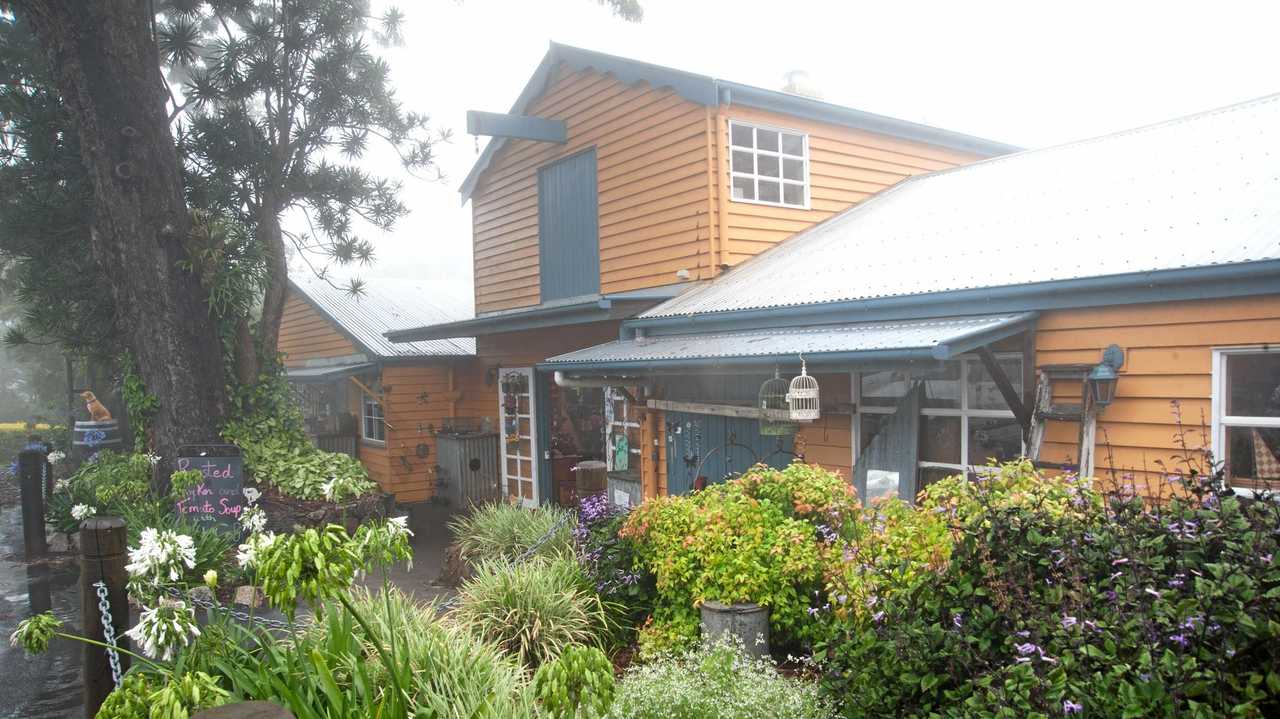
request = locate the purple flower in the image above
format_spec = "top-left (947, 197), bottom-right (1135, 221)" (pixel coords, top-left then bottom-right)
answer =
top-left (872, 610), bottom-right (885, 623)
top-left (952, 613), bottom-right (964, 629)
top-left (1015, 630), bottom-right (1031, 638)
top-left (1061, 615), bottom-right (1077, 630)
top-left (1111, 557), bottom-right (1129, 566)
top-left (807, 606), bottom-right (821, 617)
top-left (1015, 642), bottom-right (1040, 656)
top-left (1144, 588), bottom-right (1161, 599)
top-left (1063, 699), bottom-right (1083, 714)
top-left (1168, 633), bottom-right (1189, 648)
top-left (1262, 553), bottom-right (1274, 564)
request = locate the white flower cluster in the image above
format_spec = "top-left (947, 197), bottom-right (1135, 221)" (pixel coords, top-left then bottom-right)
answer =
top-left (236, 531), bottom-right (277, 570)
top-left (53, 478), bottom-right (69, 492)
top-left (70, 504), bottom-right (97, 521)
top-left (239, 505), bottom-right (268, 535)
top-left (387, 515), bottom-right (413, 540)
top-left (320, 474), bottom-right (364, 503)
top-left (124, 598), bottom-right (201, 661)
top-left (46, 450), bottom-right (66, 466)
top-left (125, 528), bottom-right (196, 585)
top-left (144, 452), bottom-right (162, 467)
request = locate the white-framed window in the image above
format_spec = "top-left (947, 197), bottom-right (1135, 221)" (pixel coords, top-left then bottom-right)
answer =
top-left (854, 354), bottom-right (1025, 493)
top-left (1211, 347), bottom-right (1280, 493)
top-left (361, 397), bottom-right (386, 444)
top-left (728, 120), bottom-right (809, 209)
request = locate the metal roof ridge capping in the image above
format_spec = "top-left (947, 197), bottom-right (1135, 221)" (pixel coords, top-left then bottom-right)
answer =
top-left (458, 42), bottom-right (1021, 204)
top-left (629, 91), bottom-right (1280, 322)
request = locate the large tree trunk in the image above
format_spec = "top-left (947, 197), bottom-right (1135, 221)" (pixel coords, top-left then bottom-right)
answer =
top-left (18, 0), bottom-right (228, 460)
top-left (254, 196), bottom-right (289, 371)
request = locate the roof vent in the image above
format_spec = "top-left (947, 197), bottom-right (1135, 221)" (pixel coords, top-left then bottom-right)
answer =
top-left (781, 70), bottom-right (823, 99)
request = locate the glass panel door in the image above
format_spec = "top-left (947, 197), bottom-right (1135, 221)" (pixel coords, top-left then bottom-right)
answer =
top-left (498, 368), bottom-right (539, 507)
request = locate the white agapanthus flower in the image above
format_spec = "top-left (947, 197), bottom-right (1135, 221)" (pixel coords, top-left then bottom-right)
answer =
top-left (143, 452), bottom-right (161, 467)
top-left (320, 475), bottom-right (339, 502)
top-left (387, 515), bottom-right (414, 540)
top-left (236, 531), bottom-right (277, 570)
top-left (46, 450), bottom-right (66, 465)
top-left (125, 528), bottom-right (196, 583)
top-left (239, 505), bottom-right (268, 535)
top-left (125, 598), bottom-right (201, 661)
top-left (71, 504), bottom-right (97, 521)
top-left (53, 478), bottom-right (69, 492)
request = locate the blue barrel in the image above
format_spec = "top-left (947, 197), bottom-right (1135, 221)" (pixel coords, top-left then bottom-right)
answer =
top-left (72, 420), bottom-right (123, 463)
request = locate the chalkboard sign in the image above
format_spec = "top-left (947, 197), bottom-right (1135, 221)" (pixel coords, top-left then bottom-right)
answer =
top-left (173, 447), bottom-right (245, 534)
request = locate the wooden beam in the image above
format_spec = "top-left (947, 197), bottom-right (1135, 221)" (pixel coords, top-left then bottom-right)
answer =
top-left (466, 110), bottom-right (567, 143)
top-left (646, 398), bottom-right (794, 421)
top-left (976, 346), bottom-right (1032, 433)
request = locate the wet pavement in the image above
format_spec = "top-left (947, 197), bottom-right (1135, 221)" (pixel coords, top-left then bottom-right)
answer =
top-left (0, 504), bottom-right (85, 719)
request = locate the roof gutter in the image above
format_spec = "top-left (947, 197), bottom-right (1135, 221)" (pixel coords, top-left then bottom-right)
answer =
top-left (624, 260), bottom-right (1280, 337)
top-left (539, 346), bottom-right (943, 373)
top-left (387, 297), bottom-right (613, 343)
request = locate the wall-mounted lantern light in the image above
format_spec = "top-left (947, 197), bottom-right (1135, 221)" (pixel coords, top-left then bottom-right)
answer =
top-left (1087, 344), bottom-right (1124, 409)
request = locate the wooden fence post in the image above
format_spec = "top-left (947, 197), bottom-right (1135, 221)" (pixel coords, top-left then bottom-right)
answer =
top-left (17, 449), bottom-right (49, 559)
top-left (80, 516), bottom-right (130, 718)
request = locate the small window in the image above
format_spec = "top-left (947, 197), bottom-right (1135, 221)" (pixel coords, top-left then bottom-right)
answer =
top-left (728, 120), bottom-right (808, 208)
top-left (362, 398), bottom-right (386, 444)
top-left (1213, 348), bottom-right (1280, 493)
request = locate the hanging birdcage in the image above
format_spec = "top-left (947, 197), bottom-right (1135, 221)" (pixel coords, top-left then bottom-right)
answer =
top-left (758, 367), bottom-right (797, 436)
top-left (786, 357), bottom-right (820, 421)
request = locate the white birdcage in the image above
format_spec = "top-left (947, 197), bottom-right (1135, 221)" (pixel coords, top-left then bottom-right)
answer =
top-left (758, 367), bottom-right (797, 436)
top-left (786, 357), bottom-right (820, 422)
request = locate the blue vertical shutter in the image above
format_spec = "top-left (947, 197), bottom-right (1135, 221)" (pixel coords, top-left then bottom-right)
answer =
top-left (538, 149), bottom-right (600, 301)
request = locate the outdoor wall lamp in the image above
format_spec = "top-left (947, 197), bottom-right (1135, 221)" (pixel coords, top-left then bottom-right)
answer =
top-left (1087, 344), bottom-right (1125, 409)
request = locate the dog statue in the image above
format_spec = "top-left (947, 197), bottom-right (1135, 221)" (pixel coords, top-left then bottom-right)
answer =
top-left (80, 390), bottom-right (113, 422)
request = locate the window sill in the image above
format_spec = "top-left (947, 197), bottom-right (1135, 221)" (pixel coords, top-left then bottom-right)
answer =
top-left (360, 439), bottom-right (387, 448)
top-left (728, 195), bottom-right (810, 212)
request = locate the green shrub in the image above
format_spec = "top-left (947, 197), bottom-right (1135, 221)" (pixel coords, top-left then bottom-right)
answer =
top-left (450, 502), bottom-right (575, 565)
top-left (606, 639), bottom-right (832, 719)
top-left (817, 460), bottom-right (1280, 718)
top-left (574, 493), bottom-right (656, 640)
top-left (216, 588), bottom-right (535, 718)
top-left (453, 555), bottom-right (613, 668)
top-left (46, 450), bottom-right (153, 533)
top-left (221, 370), bottom-right (374, 502)
top-left (533, 644), bottom-right (616, 719)
top-left (621, 463), bottom-right (858, 651)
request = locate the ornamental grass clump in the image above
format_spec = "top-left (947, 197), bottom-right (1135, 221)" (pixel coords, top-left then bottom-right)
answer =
top-left (606, 638), bottom-right (833, 719)
top-left (621, 462), bottom-right (858, 654)
top-left (450, 501), bottom-right (575, 565)
top-left (453, 555), bottom-right (614, 668)
top-left (816, 456), bottom-right (1280, 718)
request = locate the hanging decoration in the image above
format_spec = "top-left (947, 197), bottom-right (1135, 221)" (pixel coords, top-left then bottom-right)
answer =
top-left (786, 356), bottom-right (820, 422)
top-left (758, 367), bottom-right (798, 436)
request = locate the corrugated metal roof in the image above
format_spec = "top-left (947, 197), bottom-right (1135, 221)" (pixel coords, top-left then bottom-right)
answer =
top-left (291, 278), bottom-right (476, 358)
top-left (285, 362), bottom-right (376, 383)
top-left (642, 93), bottom-right (1280, 320)
top-left (545, 313), bottom-right (1032, 367)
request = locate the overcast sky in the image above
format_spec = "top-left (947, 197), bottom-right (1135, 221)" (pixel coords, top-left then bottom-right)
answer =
top-left (321, 0), bottom-right (1280, 313)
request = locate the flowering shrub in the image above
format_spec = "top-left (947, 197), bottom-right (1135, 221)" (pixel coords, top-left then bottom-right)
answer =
top-left (46, 451), bottom-right (153, 534)
top-left (817, 460), bottom-right (1280, 718)
top-left (606, 637), bottom-right (833, 719)
top-left (622, 463), bottom-right (859, 653)
top-left (574, 493), bottom-right (655, 633)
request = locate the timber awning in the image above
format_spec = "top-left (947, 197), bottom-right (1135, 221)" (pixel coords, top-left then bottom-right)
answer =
top-left (542, 313), bottom-right (1036, 371)
top-left (285, 362), bottom-right (376, 383)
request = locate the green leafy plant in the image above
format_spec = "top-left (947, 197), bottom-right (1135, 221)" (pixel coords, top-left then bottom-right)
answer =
top-left (253, 523), bottom-right (364, 619)
top-left (622, 463), bottom-right (858, 652)
top-left (574, 493), bottom-right (656, 644)
top-left (450, 501), bottom-right (576, 565)
top-left (817, 457), bottom-right (1280, 718)
top-left (213, 587), bottom-right (536, 719)
top-left (533, 645), bottom-right (615, 718)
top-left (453, 556), bottom-right (615, 669)
top-left (46, 450), bottom-right (153, 533)
top-left (120, 351), bottom-right (159, 451)
top-left (607, 638), bottom-right (832, 719)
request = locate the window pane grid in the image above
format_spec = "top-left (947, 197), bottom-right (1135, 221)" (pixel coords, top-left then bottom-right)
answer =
top-left (729, 120), bottom-right (808, 209)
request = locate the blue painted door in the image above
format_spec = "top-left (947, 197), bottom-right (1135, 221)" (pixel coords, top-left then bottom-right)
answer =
top-left (538, 149), bottom-right (599, 301)
top-left (664, 412), bottom-right (796, 495)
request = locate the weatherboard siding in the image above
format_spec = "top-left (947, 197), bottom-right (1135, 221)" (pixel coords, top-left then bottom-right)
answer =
top-left (379, 363), bottom-right (462, 504)
top-left (1035, 294), bottom-right (1280, 497)
top-left (471, 65), bottom-right (717, 313)
top-left (718, 105), bottom-right (986, 265)
top-left (278, 292), bottom-right (359, 365)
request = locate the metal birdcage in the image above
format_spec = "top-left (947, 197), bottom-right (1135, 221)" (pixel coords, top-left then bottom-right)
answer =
top-left (758, 367), bottom-right (798, 436)
top-left (786, 357), bottom-right (820, 422)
